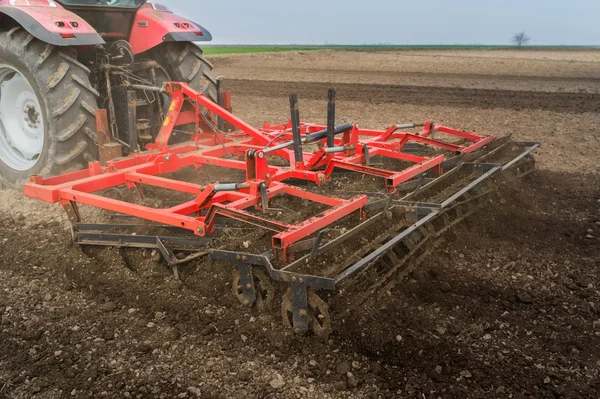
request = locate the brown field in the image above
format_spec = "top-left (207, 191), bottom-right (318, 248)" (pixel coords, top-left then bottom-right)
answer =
top-left (0, 49), bottom-right (599, 398)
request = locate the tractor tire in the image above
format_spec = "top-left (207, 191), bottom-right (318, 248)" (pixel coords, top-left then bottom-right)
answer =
top-left (0, 28), bottom-right (98, 188)
top-left (142, 42), bottom-right (218, 136)
top-left (147, 42), bottom-right (218, 102)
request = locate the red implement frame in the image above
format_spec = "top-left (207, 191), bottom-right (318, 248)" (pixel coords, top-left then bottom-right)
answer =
top-left (24, 83), bottom-right (494, 261)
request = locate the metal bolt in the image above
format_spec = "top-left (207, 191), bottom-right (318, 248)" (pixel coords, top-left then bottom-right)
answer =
top-left (266, 173), bottom-right (271, 179)
top-left (242, 256), bottom-right (247, 261)
top-left (292, 277), bottom-right (297, 282)
top-left (299, 309), bottom-right (307, 317)
top-left (298, 277), bottom-right (304, 283)
top-left (245, 283), bottom-right (252, 289)
top-left (257, 152), bottom-right (264, 159)
top-left (236, 255), bottom-right (241, 260)
top-left (196, 226), bottom-right (203, 234)
top-left (243, 300), bottom-right (250, 306)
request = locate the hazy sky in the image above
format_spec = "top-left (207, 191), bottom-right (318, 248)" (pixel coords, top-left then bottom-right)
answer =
top-left (160, 0), bottom-right (599, 46)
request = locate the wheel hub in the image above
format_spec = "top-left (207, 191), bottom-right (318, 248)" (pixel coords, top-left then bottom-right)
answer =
top-left (0, 65), bottom-right (45, 171)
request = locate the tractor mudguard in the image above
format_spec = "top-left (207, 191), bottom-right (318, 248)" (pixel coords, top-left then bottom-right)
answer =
top-left (129, 3), bottom-right (212, 54)
top-left (0, 2), bottom-right (104, 46)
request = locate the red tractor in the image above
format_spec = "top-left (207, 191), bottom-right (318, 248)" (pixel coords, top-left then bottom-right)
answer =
top-left (0, 0), bottom-right (217, 186)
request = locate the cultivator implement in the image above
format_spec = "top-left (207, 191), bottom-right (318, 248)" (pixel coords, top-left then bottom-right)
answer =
top-left (24, 83), bottom-right (538, 337)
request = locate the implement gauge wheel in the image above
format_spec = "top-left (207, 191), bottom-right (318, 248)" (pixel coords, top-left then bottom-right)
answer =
top-left (232, 268), bottom-right (275, 312)
top-left (0, 28), bottom-right (98, 188)
top-left (281, 289), bottom-right (333, 339)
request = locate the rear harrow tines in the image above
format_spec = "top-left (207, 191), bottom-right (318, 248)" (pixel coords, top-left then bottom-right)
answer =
top-left (23, 83), bottom-right (540, 338)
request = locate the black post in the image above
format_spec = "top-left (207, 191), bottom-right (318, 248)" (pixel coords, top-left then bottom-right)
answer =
top-left (216, 78), bottom-right (224, 131)
top-left (126, 90), bottom-right (138, 153)
top-left (327, 88), bottom-right (336, 148)
top-left (290, 94), bottom-right (303, 163)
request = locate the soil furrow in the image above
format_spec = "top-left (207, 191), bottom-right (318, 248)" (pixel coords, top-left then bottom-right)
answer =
top-left (225, 79), bottom-right (600, 113)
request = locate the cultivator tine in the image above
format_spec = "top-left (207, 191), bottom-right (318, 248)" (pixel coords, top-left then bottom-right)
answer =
top-left (260, 182), bottom-right (269, 212)
top-left (61, 201), bottom-right (81, 225)
top-left (311, 230), bottom-right (327, 257)
top-left (363, 144), bottom-right (371, 166)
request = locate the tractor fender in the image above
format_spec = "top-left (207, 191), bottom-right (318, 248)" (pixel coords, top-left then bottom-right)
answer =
top-left (0, 2), bottom-right (104, 46)
top-left (129, 3), bottom-right (212, 54)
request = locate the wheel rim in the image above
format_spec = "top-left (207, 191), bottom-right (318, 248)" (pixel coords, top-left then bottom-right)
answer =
top-left (0, 64), bottom-right (44, 171)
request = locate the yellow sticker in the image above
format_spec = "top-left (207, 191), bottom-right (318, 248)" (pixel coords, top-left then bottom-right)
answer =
top-left (169, 102), bottom-right (176, 111)
top-left (163, 116), bottom-right (170, 126)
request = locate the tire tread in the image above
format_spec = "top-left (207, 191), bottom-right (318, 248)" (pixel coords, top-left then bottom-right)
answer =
top-left (0, 28), bottom-right (98, 187)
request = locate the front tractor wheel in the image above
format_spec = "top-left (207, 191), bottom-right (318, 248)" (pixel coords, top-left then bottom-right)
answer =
top-left (0, 28), bottom-right (98, 187)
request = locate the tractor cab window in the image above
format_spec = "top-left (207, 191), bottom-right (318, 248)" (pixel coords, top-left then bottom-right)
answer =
top-left (56, 0), bottom-right (145, 7)
top-left (56, 0), bottom-right (147, 40)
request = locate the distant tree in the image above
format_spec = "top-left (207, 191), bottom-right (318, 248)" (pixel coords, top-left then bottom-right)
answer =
top-left (512, 32), bottom-right (531, 48)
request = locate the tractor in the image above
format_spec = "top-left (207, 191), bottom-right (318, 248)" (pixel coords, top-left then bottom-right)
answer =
top-left (0, 0), bottom-right (217, 186)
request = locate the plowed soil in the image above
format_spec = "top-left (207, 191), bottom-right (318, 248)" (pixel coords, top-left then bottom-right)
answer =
top-left (1, 49), bottom-right (599, 399)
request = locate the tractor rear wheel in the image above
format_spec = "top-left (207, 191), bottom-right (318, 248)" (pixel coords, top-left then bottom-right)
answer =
top-left (142, 42), bottom-right (218, 136)
top-left (0, 28), bottom-right (98, 188)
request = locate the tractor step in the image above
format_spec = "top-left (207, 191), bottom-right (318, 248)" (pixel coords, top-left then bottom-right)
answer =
top-left (24, 84), bottom-right (539, 338)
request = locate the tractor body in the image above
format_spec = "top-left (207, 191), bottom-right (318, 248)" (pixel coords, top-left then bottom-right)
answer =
top-left (0, 0), bottom-right (211, 50)
top-left (0, 0), bottom-right (216, 185)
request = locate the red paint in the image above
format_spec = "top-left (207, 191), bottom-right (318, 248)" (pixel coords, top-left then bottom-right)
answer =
top-left (0, 1), bottom-right (99, 35)
top-left (129, 3), bottom-right (205, 54)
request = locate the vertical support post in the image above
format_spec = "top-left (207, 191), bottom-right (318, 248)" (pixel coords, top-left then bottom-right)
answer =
top-left (363, 143), bottom-right (370, 166)
top-left (327, 88), bottom-right (336, 148)
top-left (260, 182), bottom-right (269, 212)
top-left (96, 109), bottom-right (122, 165)
top-left (290, 94), bottom-right (303, 164)
top-left (126, 90), bottom-right (138, 153)
top-left (154, 85), bottom-right (184, 147)
top-left (216, 78), bottom-right (224, 132)
top-left (221, 92), bottom-right (234, 132)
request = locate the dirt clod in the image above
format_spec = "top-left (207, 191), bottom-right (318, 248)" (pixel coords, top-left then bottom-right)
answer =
top-left (100, 301), bottom-right (117, 312)
top-left (269, 376), bottom-right (286, 389)
top-left (516, 292), bottom-right (534, 303)
top-left (336, 361), bottom-right (351, 375)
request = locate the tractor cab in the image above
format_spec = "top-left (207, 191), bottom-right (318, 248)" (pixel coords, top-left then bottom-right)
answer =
top-left (54, 0), bottom-right (148, 42)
